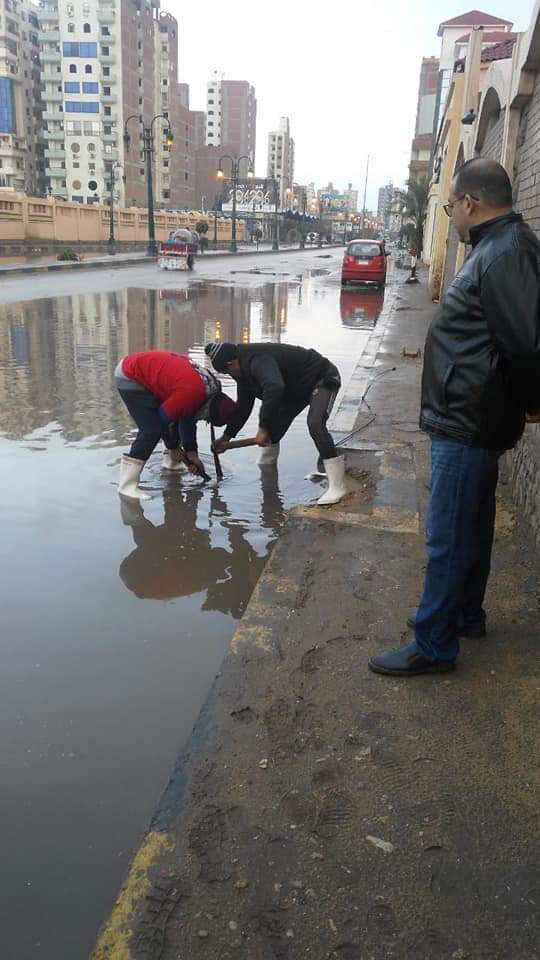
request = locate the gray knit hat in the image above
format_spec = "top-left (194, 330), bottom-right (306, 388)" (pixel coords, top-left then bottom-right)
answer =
top-left (204, 341), bottom-right (238, 372)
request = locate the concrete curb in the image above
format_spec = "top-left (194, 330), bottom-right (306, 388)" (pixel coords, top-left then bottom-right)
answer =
top-left (0, 245), bottom-right (342, 278)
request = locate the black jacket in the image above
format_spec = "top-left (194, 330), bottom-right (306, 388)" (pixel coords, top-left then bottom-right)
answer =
top-left (420, 212), bottom-right (540, 450)
top-left (224, 343), bottom-right (332, 438)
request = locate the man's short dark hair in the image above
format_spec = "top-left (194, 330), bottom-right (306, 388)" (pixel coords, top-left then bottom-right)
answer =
top-left (453, 159), bottom-right (513, 209)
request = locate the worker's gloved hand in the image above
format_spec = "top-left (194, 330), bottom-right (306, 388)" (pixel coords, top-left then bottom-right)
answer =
top-left (185, 450), bottom-right (206, 476)
top-left (212, 434), bottom-right (230, 454)
top-left (255, 428), bottom-right (270, 447)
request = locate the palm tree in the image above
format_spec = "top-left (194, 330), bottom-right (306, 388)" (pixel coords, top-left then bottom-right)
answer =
top-left (405, 176), bottom-right (430, 256)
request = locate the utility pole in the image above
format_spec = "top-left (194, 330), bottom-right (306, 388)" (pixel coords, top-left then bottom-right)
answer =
top-left (361, 154), bottom-right (370, 233)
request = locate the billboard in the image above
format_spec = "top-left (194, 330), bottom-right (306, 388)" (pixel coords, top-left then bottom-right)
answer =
top-left (222, 179), bottom-right (276, 213)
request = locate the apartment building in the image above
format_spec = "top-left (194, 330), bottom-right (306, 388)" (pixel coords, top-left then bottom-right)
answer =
top-left (205, 75), bottom-right (256, 160)
top-left (267, 116), bottom-right (294, 206)
top-left (0, 0), bottom-right (44, 193)
top-left (38, 0), bottom-right (192, 208)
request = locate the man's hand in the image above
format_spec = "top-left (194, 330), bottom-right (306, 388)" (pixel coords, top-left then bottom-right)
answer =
top-left (212, 434), bottom-right (230, 454)
top-left (185, 450), bottom-right (205, 475)
top-left (526, 411), bottom-right (540, 423)
top-left (255, 428), bottom-right (270, 447)
top-left (170, 447), bottom-right (188, 465)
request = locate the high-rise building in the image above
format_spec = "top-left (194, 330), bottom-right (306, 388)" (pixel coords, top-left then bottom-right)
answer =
top-left (409, 57), bottom-right (439, 181)
top-left (267, 117), bottom-right (294, 205)
top-left (377, 182), bottom-right (393, 228)
top-left (0, 0), bottom-right (44, 194)
top-left (344, 182), bottom-right (358, 213)
top-left (205, 75), bottom-right (256, 160)
top-left (38, 0), bottom-right (194, 208)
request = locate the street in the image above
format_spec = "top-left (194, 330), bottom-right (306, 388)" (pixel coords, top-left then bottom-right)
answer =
top-left (0, 249), bottom-right (390, 959)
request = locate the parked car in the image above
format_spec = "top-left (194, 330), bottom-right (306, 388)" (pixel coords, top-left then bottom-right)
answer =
top-left (340, 286), bottom-right (385, 329)
top-left (306, 232), bottom-right (320, 245)
top-left (341, 239), bottom-right (387, 287)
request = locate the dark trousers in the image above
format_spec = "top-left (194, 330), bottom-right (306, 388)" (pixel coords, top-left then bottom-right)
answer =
top-left (270, 363), bottom-right (341, 460)
top-left (415, 438), bottom-right (501, 662)
top-left (119, 388), bottom-right (163, 461)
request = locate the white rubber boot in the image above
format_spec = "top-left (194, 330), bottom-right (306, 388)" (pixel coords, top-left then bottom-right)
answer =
top-left (317, 455), bottom-right (347, 506)
top-left (257, 443), bottom-right (280, 466)
top-left (162, 451), bottom-right (187, 472)
top-left (118, 455), bottom-right (151, 500)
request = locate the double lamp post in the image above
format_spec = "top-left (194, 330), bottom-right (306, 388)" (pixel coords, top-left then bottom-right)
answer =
top-left (123, 114), bottom-right (173, 256)
top-left (217, 154), bottom-right (253, 253)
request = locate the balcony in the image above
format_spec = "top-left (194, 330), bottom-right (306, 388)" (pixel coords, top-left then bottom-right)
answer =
top-left (103, 132), bottom-right (117, 143)
top-left (44, 148), bottom-right (65, 159)
top-left (97, 9), bottom-right (115, 22)
top-left (42, 110), bottom-right (63, 121)
top-left (44, 91), bottom-right (63, 102)
top-left (101, 93), bottom-right (117, 104)
top-left (40, 50), bottom-right (61, 63)
top-left (103, 147), bottom-right (119, 161)
top-left (45, 166), bottom-right (65, 177)
top-left (41, 29), bottom-right (60, 41)
top-left (45, 130), bottom-right (64, 141)
top-left (100, 53), bottom-right (116, 64)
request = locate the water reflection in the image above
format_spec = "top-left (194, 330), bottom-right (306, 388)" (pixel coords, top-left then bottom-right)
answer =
top-left (119, 479), bottom-right (285, 616)
top-left (340, 286), bottom-right (385, 329)
top-left (0, 284), bottom-right (292, 443)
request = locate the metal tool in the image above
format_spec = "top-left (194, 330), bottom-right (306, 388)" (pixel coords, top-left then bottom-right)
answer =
top-left (218, 436), bottom-right (258, 451)
top-left (210, 423), bottom-right (224, 480)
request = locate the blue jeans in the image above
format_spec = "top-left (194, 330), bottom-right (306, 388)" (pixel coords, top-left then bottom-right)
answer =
top-left (118, 388), bottom-right (177, 461)
top-left (415, 438), bottom-right (501, 662)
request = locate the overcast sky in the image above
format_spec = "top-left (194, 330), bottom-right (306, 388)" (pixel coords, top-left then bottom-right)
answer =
top-left (164, 0), bottom-right (534, 210)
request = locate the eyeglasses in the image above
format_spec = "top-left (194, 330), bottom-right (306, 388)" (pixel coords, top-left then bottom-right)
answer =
top-left (443, 193), bottom-right (479, 217)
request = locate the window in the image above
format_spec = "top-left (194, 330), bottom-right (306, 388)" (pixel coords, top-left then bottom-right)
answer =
top-left (208, 110), bottom-right (213, 115)
top-left (103, 86), bottom-right (110, 95)
top-left (83, 22), bottom-right (91, 32)
top-left (104, 106), bottom-right (111, 116)
top-left (103, 67), bottom-right (110, 77)
top-left (103, 124), bottom-right (112, 134)
top-left (64, 81), bottom-right (79, 93)
top-left (67, 22), bottom-right (74, 32)
top-left (207, 121), bottom-right (213, 126)
top-left (101, 26), bottom-right (110, 36)
top-left (72, 179), bottom-right (81, 189)
top-left (102, 45), bottom-right (109, 55)
top-left (163, 160), bottom-right (169, 168)
top-left (162, 190), bottom-right (170, 199)
top-left (65, 100), bottom-right (99, 113)
top-left (184, 172), bottom-right (188, 181)
top-left (63, 42), bottom-right (97, 57)
top-left (83, 121), bottom-right (99, 135)
top-left (87, 142), bottom-right (95, 152)
top-left (0, 78), bottom-right (15, 134)
top-left (65, 120), bottom-right (81, 134)
top-left (72, 195), bottom-right (83, 202)
top-left (70, 142), bottom-right (80, 152)
top-left (85, 65), bottom-right (92, 73)
top-left (69, 64), bottom-right (77, 73)
top-left (82, 82), bottom-right (98, 93)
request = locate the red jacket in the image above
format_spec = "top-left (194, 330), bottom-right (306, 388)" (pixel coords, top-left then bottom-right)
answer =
top-left (122, 351), bottom-right (206, 420)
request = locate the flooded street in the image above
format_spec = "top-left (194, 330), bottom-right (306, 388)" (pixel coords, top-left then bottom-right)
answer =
top-left (0, 265), bottom-right (387, 959)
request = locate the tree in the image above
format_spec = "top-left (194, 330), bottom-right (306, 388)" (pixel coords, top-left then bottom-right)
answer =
top-left (195, 221), bottom-right (209, 236)
top-left (405, 176), bottom-right (430, 256)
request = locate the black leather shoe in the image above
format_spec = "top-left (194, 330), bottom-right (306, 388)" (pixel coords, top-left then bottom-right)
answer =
top-left (406, 614), bottom-right (486, 638)
top-left (368, 640), bottom-right (456, 677)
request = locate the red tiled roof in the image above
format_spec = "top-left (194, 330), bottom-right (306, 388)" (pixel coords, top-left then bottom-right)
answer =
top-left (481, 34), bottom-right (517, 61)
top-left (456, 30), bottom-right (517, 42)
top-left (438, 10), bottom-right (513, 36)
top-left (454, 33), bottom-right (517, 69)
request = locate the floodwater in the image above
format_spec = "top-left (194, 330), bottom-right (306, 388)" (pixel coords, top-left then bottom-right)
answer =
top-left (0, 276), bottom-right (386, 959)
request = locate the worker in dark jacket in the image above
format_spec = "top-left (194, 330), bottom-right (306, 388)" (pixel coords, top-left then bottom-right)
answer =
top-left (205, 341), bottom-right (346, 505)
top-left (370, 158), bottom-right (540, 678)
top-left (115, 350), bottom-right (236, 499)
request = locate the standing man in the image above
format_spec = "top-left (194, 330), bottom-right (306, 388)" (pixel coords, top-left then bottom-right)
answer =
top-left (369, 158), bottom-right (540, 677)
top-left (205, 341), bottom-right (347, 505)
top-left (115, 350), bottom-right (236, 499)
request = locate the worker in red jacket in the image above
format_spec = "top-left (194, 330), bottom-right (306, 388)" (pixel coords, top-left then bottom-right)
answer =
top-left (115, 350), bottom-right (236, 499)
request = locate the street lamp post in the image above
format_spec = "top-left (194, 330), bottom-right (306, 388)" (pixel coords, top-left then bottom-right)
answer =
top-left (217, 155), bottom-right (253, 254)
top-left (107, 160), bottom-right (122, 255)
top-left (123, 114), bottom-right (173, 257)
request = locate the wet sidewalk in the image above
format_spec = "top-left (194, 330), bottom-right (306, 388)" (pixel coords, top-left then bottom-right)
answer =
top-left (92, 273), bottom-right (539, 960)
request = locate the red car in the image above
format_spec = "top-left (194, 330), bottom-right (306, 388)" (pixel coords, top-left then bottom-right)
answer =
top-left (341, 239), bottom-right (387, 287)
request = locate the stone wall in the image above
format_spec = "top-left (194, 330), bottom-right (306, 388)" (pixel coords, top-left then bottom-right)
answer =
top-left (507, 69), bottom-right (540, 540)
top-left (481, 108), bottom-right (506, 162)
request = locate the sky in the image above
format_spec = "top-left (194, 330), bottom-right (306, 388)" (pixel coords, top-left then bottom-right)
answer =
top-left (163, 0), bottom-right (535, 210)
